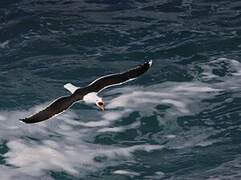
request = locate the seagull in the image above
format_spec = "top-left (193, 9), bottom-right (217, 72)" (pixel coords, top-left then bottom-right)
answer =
top-left (20, 60), bottom-right (152, 123)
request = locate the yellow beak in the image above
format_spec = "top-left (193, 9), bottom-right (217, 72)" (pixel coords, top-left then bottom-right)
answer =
top-left (99, 105), bottom-right (105, 111)
top-left (97, 101), bottom-right (105, 111)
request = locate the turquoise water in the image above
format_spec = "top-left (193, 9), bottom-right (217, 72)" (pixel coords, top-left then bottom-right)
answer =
top-left (1, 0), bottom-right (241, 179)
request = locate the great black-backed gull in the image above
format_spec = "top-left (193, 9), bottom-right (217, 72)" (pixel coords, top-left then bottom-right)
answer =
top-left (20, 60), bottom-right (152, 123)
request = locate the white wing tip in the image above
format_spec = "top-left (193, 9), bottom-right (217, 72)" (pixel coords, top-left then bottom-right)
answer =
top-left (148, 60), bottom-right (153, 67)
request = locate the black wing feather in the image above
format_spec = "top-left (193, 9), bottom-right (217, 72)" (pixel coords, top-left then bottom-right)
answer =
top-left (88, 60), bottom-right (152, 92)
top-left (20, 96), bottom-right (76, 124)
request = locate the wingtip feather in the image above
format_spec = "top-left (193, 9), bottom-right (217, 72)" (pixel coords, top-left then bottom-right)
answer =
top-left (19, 118), bottom-right (28, 123)
top-left (20, 117), bottom-right (35, 124)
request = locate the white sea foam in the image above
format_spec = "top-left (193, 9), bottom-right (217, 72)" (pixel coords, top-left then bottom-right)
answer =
top-left (79, 119), bottom-right (111, 127)
top-left (98, 121), bottom-right (140, 133)
top-left (79, 110), bottom-right (130, 127)
top-left (2, 133), bottom-right (163, 179)
top-left (165, 135), bottom-right (176, 139)
top-left (113, 170), bottom-right (140, 176)
top-left (0, 115), bottom-right (6, 121)
top-left (0, 106), bottom-right (163, 180)
top-left (200, 57), bottom-right (241, 80)
top-left (105, 81), bottom-right (221, 119)
top-left (0, 40), bottom-right (9, 48)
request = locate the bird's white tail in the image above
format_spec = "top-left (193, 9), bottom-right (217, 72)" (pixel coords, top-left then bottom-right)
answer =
top-left (64, 83), bottom-right (79, 94)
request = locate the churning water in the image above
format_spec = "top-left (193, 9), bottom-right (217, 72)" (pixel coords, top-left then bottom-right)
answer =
top-left (1, 0), bottom-right (241, 179)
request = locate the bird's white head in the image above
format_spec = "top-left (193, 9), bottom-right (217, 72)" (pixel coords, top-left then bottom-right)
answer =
top-left (83, 92), bottom-right (105, 111)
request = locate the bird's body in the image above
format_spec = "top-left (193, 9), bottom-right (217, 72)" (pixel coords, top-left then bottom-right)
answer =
top-left (21, 60), bottom-right (152, 123)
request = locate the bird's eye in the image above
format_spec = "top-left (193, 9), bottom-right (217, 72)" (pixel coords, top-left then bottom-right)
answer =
top-left (98, 102), bottom-right (104, 106)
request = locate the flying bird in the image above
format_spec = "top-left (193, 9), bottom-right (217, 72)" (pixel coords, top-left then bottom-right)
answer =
top-left (20, 60), bottom-right (152, 123)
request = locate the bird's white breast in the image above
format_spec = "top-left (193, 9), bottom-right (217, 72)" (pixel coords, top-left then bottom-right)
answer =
top-left (83, 92), bottom-right (99, 104)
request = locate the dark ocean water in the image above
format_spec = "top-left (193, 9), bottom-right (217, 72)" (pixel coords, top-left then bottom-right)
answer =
top-left (1, 0), bottom-right (241, 179)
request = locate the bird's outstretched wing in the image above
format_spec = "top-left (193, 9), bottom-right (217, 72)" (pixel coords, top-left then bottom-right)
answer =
top-left (20, 96), bottom-right (76, 124)
top-left (20, 60), bottom-right (152, 124)
top-left (88, 60), bottom-right (152, 92)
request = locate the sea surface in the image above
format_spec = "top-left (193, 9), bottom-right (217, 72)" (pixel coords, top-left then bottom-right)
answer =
top-left (1, 0), bottom-right (241, 179)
